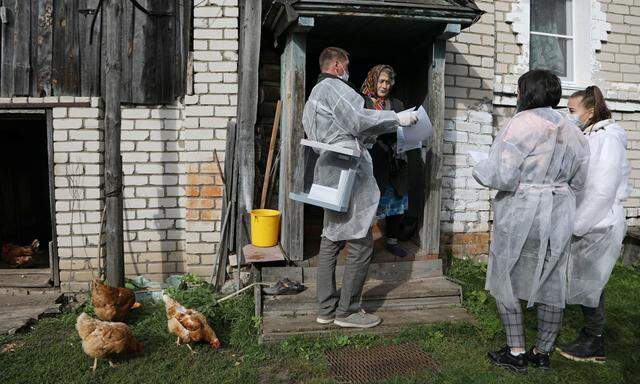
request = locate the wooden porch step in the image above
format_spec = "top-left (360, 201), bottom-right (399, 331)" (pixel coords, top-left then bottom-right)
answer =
top-left (263, 277), bottom-right (462, 315)
top-left (0, 268), bottom-right (51, 288)
top-left (261, 259), bottom-right (444, 285)
top-left (261, 307), bottom-right (474, 342)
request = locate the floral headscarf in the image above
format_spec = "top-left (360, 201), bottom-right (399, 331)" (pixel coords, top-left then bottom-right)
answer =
top-left (361, 64), bottom-right (396, 111)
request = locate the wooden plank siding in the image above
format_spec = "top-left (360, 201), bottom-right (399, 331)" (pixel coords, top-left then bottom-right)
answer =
top-left (0, 0), bottom-right (191, 103)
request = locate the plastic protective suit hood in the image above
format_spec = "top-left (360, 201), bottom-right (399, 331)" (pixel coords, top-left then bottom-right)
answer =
top-left (302, 77), bottom-right (399, 242)
top-left (567, 120), bottom-right (631, 307)
top-left (473, 107), bottom-right (590, 310)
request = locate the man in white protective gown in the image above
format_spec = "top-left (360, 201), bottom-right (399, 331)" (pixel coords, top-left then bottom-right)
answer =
top-left (473, 69), bottom-right (590, 372)
top-left (302, 47), bottom-right (418, 329)
top-left (556, 85), bottom-right (631, 363)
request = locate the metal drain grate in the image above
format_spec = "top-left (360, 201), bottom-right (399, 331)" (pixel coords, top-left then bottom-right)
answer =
top-left (325, 342), bottom-right (439, 383)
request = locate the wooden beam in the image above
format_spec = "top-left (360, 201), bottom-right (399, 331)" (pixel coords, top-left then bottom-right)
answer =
top-left (421, 25), bottom-right (459, 255)
top-left (279, 18), bottom-right (313, 261)
top-left (235, 1), bottom-right (262, 264)
top-left (30, 0), bottom-right (53, 97)
top-left (104, 0), bottom-right (125, 287)
top-left (0, 102), bottom-right (92, 109)
top-left (46, 109), bottom-right (60, 287)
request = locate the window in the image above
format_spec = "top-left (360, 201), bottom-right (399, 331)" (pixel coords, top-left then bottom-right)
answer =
top-left (530, 0), bottom-right (574, 80)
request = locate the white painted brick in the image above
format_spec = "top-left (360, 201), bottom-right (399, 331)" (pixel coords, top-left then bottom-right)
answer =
top-left (135, 120), bottom-right (163, 130)
top-left (136, 141), bottom-right (164, 152)
top-left (209, 17), bottom-right (237, 29)
top-left (136, 164), bottom-right (164, 174)
top-left (185, 105), bottom-right (214, 117)
top-left (147, 198), bottom-right (178, 208)
top-left (150, 152), bottom-right (179, 162)
top-left (68, 108), bottom-right (100, 118)
top-left (53, 108), bottom-right (67, 118)
top-left (149, 175), bottom-right (178, 185)
top-left (54, 142), bottom-right (83, 152)
top-left (193, 72), bottom-right (223, 83)
top-left (70, 153), bottom-right (101, 163)
top-left (122, 108), bottom-right (150, 119)
top-left (209, 61), bottom-right (237, 72)
top-left (53, 119), bottom-right (83, 129)
top-left (69, 130), bottom-right (102, 141)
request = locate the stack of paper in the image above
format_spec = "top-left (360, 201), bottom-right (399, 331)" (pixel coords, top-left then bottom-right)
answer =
top-left (396, 106), bottom-right (434, 153)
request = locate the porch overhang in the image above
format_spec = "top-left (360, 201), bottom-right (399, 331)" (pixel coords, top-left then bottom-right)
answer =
top-left (263, 0), bottom-right (484, 42)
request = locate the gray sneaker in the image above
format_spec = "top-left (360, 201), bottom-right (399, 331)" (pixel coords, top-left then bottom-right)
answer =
top-left (334, 310), bottom-right (381, 328)
top-left (316, 314), bottom-right (335, 324)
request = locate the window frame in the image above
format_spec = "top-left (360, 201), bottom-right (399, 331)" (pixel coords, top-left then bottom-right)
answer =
top-left (510, 0), bottom-right (595, 90)
top-left (529, 0), bottom-right (575, 81)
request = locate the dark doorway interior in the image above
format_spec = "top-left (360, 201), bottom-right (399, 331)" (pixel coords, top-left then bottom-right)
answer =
top-left (0, 114), bottom-right (52, 270)
top-left (301, 17), bottom-right (436, 262)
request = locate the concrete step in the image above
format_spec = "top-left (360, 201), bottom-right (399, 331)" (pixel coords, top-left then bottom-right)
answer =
top-left (0, 291), bottom-right (63, 334)
top-left (261, 307), bottom-right (474, 343)
top-left (263, 277), bottom-right (462, 315)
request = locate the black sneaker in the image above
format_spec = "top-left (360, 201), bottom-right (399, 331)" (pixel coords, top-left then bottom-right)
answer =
top-left (488, 346), bottom-right (528, 373)
top-left (556, 329), bottom-right (606, 363)
top-left (525, 347), bottom-right (551, 370)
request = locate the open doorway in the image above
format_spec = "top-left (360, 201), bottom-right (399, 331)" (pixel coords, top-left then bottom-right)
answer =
top-left (301, 16), bottom-right (437, 264)
top-left (0, 113), bottom-right (55, 287)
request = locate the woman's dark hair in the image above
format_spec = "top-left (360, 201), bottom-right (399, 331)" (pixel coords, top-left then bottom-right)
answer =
top-left (570, 86), bottom-right (612, 126)
top-left (516, 69), bottom-right (562, 112)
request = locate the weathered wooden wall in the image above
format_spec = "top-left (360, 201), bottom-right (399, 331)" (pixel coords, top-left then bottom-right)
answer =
top-left (0, 0), bottom-right (191, 104)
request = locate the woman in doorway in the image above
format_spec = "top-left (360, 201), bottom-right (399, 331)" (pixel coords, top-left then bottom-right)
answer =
top-left (473, 69), bottom-right (590, 372)
top-left (361, 64), bottom-right (409, 257)
top-left (557, 86), bottom-right (631, 363)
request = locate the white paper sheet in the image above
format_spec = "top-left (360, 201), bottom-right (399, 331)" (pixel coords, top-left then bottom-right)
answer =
top-left (468, 150), bottom-right (489, 164)
top-left (396, 106), bottom-right (434, 153)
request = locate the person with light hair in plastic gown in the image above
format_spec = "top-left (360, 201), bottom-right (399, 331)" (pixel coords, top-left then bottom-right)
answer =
top-left (555, 85), bottom-right (631, 363)
top-left (473, 69), bottom-right (590, 372)
top-left (303, 47), bottom-right (418, 329)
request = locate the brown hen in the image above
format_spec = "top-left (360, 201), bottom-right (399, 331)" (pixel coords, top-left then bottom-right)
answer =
top-left (76, 312), bottom-right (144, 371)
top-left (91, 278), bottom-right (141, 322)
top-left (162, 294), bottom-right (221, 353)
top-left (1, 239), bottom-right (39, 267)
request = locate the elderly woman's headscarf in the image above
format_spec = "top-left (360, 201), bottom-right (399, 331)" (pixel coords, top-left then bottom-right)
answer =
top-left (361, 64), bottom-right (396, 111)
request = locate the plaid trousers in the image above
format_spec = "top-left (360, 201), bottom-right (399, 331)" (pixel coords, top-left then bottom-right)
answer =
top-left (496, 300), bottom-right (564, 353)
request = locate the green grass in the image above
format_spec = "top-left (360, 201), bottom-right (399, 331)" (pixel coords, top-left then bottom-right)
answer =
top-left (1, 261), bottom-right (639, 384)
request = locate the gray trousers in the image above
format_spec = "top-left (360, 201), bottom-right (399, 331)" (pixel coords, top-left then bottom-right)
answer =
top-left (582, 291), bottom-right (606, 337)
top-left (496, 300), bottom-right (564, 353)
top-left (317, 229), bottom-right (373, 318)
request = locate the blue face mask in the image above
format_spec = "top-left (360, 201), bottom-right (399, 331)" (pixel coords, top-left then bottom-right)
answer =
top-left (567, 113), bottom-right (588, 131)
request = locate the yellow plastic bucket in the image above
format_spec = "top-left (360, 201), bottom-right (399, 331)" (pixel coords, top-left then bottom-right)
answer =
top-left (250, 209), bottom-right (281, 247)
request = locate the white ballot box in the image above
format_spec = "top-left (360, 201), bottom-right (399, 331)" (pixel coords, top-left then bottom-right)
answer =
top-left (289, 139), bottom-right (360, 212)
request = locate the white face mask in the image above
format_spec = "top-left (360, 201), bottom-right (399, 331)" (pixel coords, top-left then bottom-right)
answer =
top-left (338, 63), bottom-right (349, 82)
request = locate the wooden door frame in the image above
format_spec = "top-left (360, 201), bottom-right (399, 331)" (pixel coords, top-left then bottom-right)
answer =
top-left (46, 109), bottom-right (60, 286)
top-left (278, 20), bottom-right (462, 262)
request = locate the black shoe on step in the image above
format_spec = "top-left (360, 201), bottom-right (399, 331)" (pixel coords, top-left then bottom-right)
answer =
top-left (488, 346), bottom-right (528, 373)
top-left (556, 329), bottom-right (606, 363)
top-left (525, 347), bottom-right (551, 371)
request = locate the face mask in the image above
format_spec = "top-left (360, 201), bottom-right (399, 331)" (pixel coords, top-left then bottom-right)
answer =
top-left (567, 113), bottom-right (588, 131)
top-left (338, 63), bottom-right (349, 82)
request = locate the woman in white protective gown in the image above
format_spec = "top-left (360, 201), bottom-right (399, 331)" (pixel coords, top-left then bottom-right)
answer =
top-left (556, 86), bottom-right (631, 363)
top-left (473, 69), bottom-right (590, 372)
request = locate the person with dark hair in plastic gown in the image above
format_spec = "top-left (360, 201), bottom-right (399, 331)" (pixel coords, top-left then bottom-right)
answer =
top-left (473, 69), bottom-right (590, 372)
top-left (556, 86), bottom-right (631, 363)
top-left (303, 47), bottom-right (418, 329)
